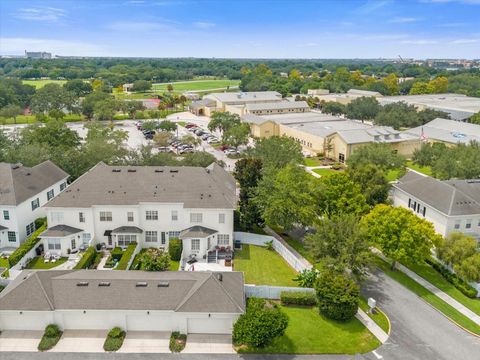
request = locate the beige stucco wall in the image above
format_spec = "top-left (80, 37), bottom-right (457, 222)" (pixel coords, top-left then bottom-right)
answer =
top-left (278, 124), bottom-right (325, 154)
top-left (250, 121), bottom-right (278, 138)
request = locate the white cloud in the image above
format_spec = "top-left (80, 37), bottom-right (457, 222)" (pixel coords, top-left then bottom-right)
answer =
top-left (14, 7), bottom-right (66, 22)
top-left (400, 39), bottom-right (439, 44)
top-left (192, 21), bottom-right (215, 29)
top-left (450, 38), bottom-right (479, 44)
top-left (356, 0), bottom-right (391, 14)
top-left (0, 37), bottom-right (107, 56)
top-left (106, 21), bottom-right (175, 31)
top-left (388, 17), bottom-right (420, 23)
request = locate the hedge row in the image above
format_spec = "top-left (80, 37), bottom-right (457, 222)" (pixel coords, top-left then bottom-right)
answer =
top-left (74, 247), bottom-right (97, 269)
top-left (426, 258), bottom-right (478, 298)
top-left (115, 243), bottom-right (137, 270)
top-left (8, 224), bottom-right (46, 267)
top-left (168, 238), bottom-right (182, 261)
top-left (280, 291), bottom-right (317, 306)
top-left (111, 247), bottom-right (124, 261)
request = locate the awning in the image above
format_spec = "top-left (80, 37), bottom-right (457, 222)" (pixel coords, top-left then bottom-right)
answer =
top-left (179, 226), bottom-right (217, 239)
top-left (0, 225), bottom-right (7, 231)
top-left (104, 230), bottom-right (112, 236)
top-left (112, 226), bottom-right (143, 234)
top-left (40, 225), bottom-right (83, 238)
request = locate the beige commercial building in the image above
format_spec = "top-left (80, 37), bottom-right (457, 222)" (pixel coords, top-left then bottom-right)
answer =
top-left (307, 89), bottom-right (383, 105)
top-left (404, 118), bottom-right (480, 145)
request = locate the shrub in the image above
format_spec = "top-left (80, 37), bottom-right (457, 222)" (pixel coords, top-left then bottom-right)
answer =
top-left (233, 298), bottom-right (288, 348)
top-left (169, 331), bottom-right (187, 352)
top-left (104, 327), bottom-right (126, 352)
top-left (265, 240), bottom-right (274, 251)
top-left (115, 242), bottom-right (137, 270)
top-left (74, 246), bottom-right (97, 269)
top-left (168, 238), bottom-right (182, 261)
top-left (8, 225), bottom-right (46, 267)
top-left (140, 248), bottom-right (170, 271)
top-left (34, 217), bottom-right (47, 229)
top-left (92, 251), bottom-right (103, 269)
top-left (293, 269), bottom-right (319, 288)
top-left (426, 258), bottom-right (478, 298)
top-left (110, 247), bottom-right (123, 261)
top-left (95, 243), bottom-right (103, 251)
top-left (280, 291), bottom-right (317, 306)
top-left (38, 324), bottom-right (62, 351)
top-left (316, 271), bottom-right (359, 321)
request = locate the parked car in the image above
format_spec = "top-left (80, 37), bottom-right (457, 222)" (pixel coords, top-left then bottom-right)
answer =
top-left (207, 137), bottom-right (219, 144)
top-left (185, 123), bottom-right (196, 129)
top-left (224, 148), bottom-right (239, 155)
top-left (179, 147), bottom-right (194, 154)
top-left (187, 126), bottom-right (198, 132)
top-left (219, 145), bottom-right (230, 151)
top-left (201, 133), bottom-right (212, 141)
top-left (157, 147), bottom-right (171, 153)
top-left (194, 129), bottom-right (205, 136)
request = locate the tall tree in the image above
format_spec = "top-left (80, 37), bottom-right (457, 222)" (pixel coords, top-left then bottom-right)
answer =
top-left (0, 104), bottom-right (23, 125)
top-left (63, 79), bottom-right (93, 97)
top-left (208, 111), bottom-right (241, 134)
top-left (234, 158), bottom-right (263, 229)
top-left (30, 83), bottom-right (76, 114)
top-left (347, 164), bottom-right (390, 206)
top-left (346, 96), bottom-right (380, 121)
top-left (347, 143), bottom-right (406, 171)
top-left (222, 123), bottom-right (250, 148)
top-left (247, 135), bottom-right (303, 170)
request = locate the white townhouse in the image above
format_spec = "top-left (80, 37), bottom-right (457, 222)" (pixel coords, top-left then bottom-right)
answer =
top-left (0, 161), bottom-right (68, 252)
top-left (40, 162), bottom-right (237, 262)
top-left (392, 171), bottom-right (480, 240)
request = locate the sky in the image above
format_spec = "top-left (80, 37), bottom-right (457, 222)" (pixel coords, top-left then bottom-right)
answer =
top-left (0, 0), bottom-right (479, 59)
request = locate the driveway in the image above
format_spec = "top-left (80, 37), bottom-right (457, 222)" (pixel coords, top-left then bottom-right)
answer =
top-left (182, 334), bottom-right (234, 354)
top-left (0, 330), bottom-right (42, 352)
top-left (50, 330), bottom-right (107, 353)
top-left (118, 331), bottom-right (170, 353)
top-left (361, 269), bottom-right (480, 360)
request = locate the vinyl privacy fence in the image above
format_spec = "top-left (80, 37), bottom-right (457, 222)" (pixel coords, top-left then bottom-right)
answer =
top-left (244, 284), bottom-right (315, 299)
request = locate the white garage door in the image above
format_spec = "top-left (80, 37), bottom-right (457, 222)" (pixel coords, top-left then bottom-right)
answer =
top-left (0, 314), bottom-right (49, 330)
top-left (187, 318), bottom-right (232, 334)
top-left (62, 313), bottom-right (119, 330)
top-left (126, 315), bottom-right (171, 331)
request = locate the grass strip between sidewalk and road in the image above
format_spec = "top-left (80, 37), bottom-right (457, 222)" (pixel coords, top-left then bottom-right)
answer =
top-left (359, 296), bottom-right (391, 334)
top-left (375, 257), bottom-right (480, 336)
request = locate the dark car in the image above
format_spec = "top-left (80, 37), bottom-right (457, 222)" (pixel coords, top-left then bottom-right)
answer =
top-left (185, 123), bottom-right (196, 129)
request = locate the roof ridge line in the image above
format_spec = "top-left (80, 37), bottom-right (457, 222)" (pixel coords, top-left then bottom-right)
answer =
top-left (34, 272), bottom-right (55, 310)
top-left (174, 273), bottom-right (211, 311)
top-left (210, 273), bottom-right (245, 313)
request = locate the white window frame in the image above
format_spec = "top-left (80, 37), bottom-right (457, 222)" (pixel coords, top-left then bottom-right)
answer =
top-left (171, 210), bottom-right (178, 221)
top-left (51, 212), bottom-right (64, 223)
top-left (99, 211), bottom-right (112, 222)
top-left (145, 231), bottom-right (158, 242)
top-left (127, 212), bottom-right (134, 222)
top-left (146, 210), bottom-right (158, 220)
top-left (48, 239), bottom-right (61, 250)
top-left (31, 198), bottom-right (40, 211)
top-left (219, 213), bottom-right (225, 224)
top-left (26, 222), bottom-right (35, 237)
top-left (117, 234), bottom-right (137, 247)
top-left (47, 189), bottom-right (54, 201)
top-left (3, 210), bottom-right (9, 220)
top-left (79, 212), bottom-right (85, 223)
top-left (82, 233), bottom-right (91, 245)
top-left (60, 182), bottom-right (67, 191)
top-left (191, 238), bottom-right (200, 251)
top-left (7, 231), bottom-right (16, 242)
top-left (190, 213), bottom-right (203, 223)
top-left (218, 234), bottom-right (230, 245)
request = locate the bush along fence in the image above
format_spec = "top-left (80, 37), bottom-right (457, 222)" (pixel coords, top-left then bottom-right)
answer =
top-left (280, 291), bottom-right (317, 306)
top-left (234, 231), bottom-right (312, 272)
top-left (116, 242), bottom-right (140, 270)
top-left (8, 224), bottom-right (47, 268)
top-left (426, 258), bottom-right (479, 298)
top-left (74, 246), bottom-right (97, 269)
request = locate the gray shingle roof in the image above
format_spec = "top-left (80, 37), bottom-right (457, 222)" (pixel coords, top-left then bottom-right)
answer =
top-left (246, 101), bottom-right (309, 111)
top-left (393, 171), bottom-right (480, 216)
top-left (112, 226), bottom-right (143, 234)
top-left (40, 225), bottom-right (83, 238)
top-left (0, 270), bottom-right (245, 313)
top-left (0, 161), bottom-right (68, 206)
top-left (179, 226), bottom-right (218, 239)
top-left (46, 162), bottom-right (236, 209)
top-left (404, 118), bottom-right (480, 144)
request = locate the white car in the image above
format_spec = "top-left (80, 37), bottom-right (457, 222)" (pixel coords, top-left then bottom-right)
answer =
top-left (224, 148), bottom-right (239, 155)
top-left (207, 137), bottom-right (219, 144)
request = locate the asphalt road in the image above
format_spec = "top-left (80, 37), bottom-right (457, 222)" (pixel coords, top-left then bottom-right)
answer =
top-left (360, 269), bottom-right (480, 360)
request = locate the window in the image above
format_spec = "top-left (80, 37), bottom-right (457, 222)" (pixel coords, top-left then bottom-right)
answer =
top-left (145, 231), bottom-right (158, 242)
top-left (161, 232), bottom-right (166, 245)
top-left (31, 198), bottom-right (40, 211)
top-left (3, 210), bottom-right (10, 220)
top-left (26, 222), bottom-right (35, 237)
top-left (117, 234), bottom-right (136, 247)
top-left (100, 211), bottom-right (112, 221)
top-left (82, 233), bottom-right (91, 245)
top-left (146, 210), bottom-right (158, 220)
top-left (466, 220), bottom-right (472, 229)
top-left (7, 231), bottom-right (16, 242)
top-left (48, 239), bottom-right (61, 250)
top-left (60, 182), bottom-right (67, 191)
top-left (169, 231), bottom-right (180, 239)
top-left (454, 221), bottom-right (461, 230)
top-left (47, 189), bottom-right (54, 201)
top-left (190, 213), bottom-right (203, 223)
top-left (71, 238), bottom-right (76, 249)
top-left (338, 153), bottom-right (345, 163)
top-left (219, 213), bottom-right (225, 224)
top-left (51, 212), bottom-right (64, 223)
top-left (79, 212), bottom-right (85, 223)
top-left (171, 210), bottom-right (178, 221)
top-left (127, 212), bottom-right (134, 222)
top-left (191, 239), bottom-right (200, 251)
top-left (218, 234), bottom-right (230, 245)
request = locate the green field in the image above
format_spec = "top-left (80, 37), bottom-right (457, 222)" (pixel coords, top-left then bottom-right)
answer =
top-left (22, 79), bottom-right (69, 88)
top-left (313, 168), bottom-right (343, 177)
top-left (152, 79), bottom-right (240, 92)
top-left (406, 161), bottom-right (433, 177)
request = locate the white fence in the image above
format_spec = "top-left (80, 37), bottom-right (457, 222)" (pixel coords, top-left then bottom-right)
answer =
top-left (10, 245), bottom-right (39, 271)
top-left (126, 242), bottom-right (143, 270)
top-left (234, 231), bottom-right (312, 272)
top-left (245, 284), bottom-right (314, 299)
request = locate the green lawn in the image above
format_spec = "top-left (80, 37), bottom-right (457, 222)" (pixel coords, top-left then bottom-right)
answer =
top-left (0, 258), bottom-right (8, 268)
top-left (25, 256), bottom-right (68, 269)
top-left (406, 161), bottom-right (433, 176)
top-left (241, 305), bottom-right (380, 354)
top-left (152, 79), bottom-right (240, 92)
top-left (312, 168), bottom-right (342, 177)
top-left (303, 157), bottom-right (323, 167)
top-left (403, 260), bottom-right (480, 316)
top-left (22, 79), bottom-right (68, 88)
top-left (375, 257), bottom-right (480, 336)
top-left (169, 260), bottom-right (180, 271)
top-left (234, 244), bottom-right (298, 287)
top-left (359, 297), bottom-right (390, 334)
top-left (386, 169), bottom-right (402, 182)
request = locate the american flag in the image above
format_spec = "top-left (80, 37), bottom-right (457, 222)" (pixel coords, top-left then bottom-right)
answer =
top-left (420, 127), bottom-right (428, 142)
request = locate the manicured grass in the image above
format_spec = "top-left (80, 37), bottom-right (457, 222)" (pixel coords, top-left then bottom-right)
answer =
top-left (403, 260), bottom-right (480, 316)
top-left (359, 297), bottom-right (390, 334)
top-left (169, 260), bottom-right (180, 271)
top-left (234, 244), bottom-right (298, 287)
top-left (25, 256), bottom-right (67, 269)
top-left (0, 258), bottom-right (9, 268)
top-left (303, 157), bottom-right (322, 167)
top-left (312, 168), bottom-right (343, 177)
top-left (386, 169), bottom-right (402, 182)
top-left (375, 257), bottom-right (480, 336)
top-left (176, 121), bottom-right (186, 127)
top-left (22, 79), bottom-right (68, 88)
top-left (242, 305), bottom-right (380, 354)
top-left (1, 114), bottom-right (86, 125)
top-left (152, 79), bottom-right (240, 92)
top-left (406, 160), bottom-right (433, 177)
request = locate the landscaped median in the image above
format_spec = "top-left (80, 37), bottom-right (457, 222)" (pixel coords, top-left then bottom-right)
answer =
top-left (115, 243), bottom-right (137, 270)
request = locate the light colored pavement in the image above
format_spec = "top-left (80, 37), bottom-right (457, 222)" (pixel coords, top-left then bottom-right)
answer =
top-left (396, 262), bottom-right (480, 326)
top-left (50, 330), bottom-right (107, 353)
top-left (355, 309), bottom-right (389, 344)
top-left (0, 331), bottom-right (42, 352)
top-left (118, 332), bottom-right (170, 353)
top-left (182, 334), bottom-right (235, 354)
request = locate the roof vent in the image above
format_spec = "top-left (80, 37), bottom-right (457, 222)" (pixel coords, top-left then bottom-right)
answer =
top-left (170, 169), bottom-right (179, 173)
top-left (77, 282), bottom-right (89, 287)
top-left (98, 282), bottom-right (111, 287)
top-left (216, 273), bottom-right (223, 282)
top-left (112, 169), bottom-right (121, 173)
top-left (128, 169), bottom-right (136, 173)
top-left (136, 282), bottom-right (148, 287)
top-left (158, 282), bottom-right (169, 287)
top-left (155, 169), bottom-right (164, 173)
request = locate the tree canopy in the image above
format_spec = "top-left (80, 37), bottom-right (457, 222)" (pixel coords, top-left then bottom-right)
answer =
top-left (247, 135), bottom-right (303, 170)
top-left (347, 143), bottom-right (406, 171)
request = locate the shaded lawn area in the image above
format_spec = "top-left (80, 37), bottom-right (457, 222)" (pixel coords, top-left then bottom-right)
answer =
top-left (234, 244), bottom-right (298, 287)
top-left (312, 168), bottom-right (343, 177)
top-left (303, 157), bottom-right (322, 167)
top-left (375, 257), bottom-right (480, 336)
top-left (241, 305), bottom-right (380, 354)
top-left (25, 256), bottom-right (67, 269)
top-left (406, 160), bottom-right (433, 177)
top-left (359, 297), bottom-right (390, 334)
top-left (403, 260), bottom-right (480, 316)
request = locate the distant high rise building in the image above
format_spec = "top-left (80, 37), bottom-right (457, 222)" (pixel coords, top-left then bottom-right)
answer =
top-left (25, 50), bottom-right (52, 59)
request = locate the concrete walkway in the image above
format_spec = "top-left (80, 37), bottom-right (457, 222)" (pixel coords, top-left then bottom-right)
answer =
top-left (355, 309), bottom-right (389, 343)
top-left (396, 262), bottom-right (480, 326)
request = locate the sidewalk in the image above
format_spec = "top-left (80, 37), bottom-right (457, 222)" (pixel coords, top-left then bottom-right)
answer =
top-left (356, 309), bottom-right (389, 343)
